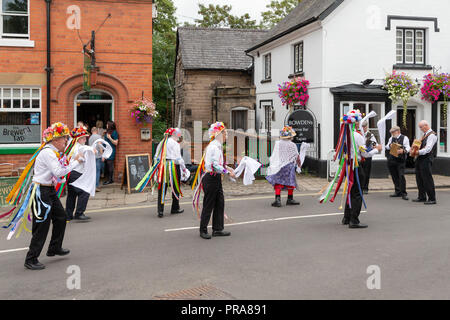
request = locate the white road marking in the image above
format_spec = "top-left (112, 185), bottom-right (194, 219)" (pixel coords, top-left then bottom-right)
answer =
top-left (165, 211), bottom-right (367, 232)
top-left (0, 247), bottom-right (28, 254)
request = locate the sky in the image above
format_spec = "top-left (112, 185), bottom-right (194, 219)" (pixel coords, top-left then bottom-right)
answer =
top-left (172, 0), bottom-right (273, 24)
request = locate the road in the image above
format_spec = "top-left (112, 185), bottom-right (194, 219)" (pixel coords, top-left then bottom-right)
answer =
top-left (1, 189), bottom-right (450, 300)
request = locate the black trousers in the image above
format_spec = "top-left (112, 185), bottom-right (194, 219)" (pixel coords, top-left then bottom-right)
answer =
top-left (344, 168), bottom-right (366, 225)
top-left (25, 186), bottom-right (67, 263)
top-left (105, 159), bottom-right (115, 182)
top-left (66, 171), bottom-right (90, 219)
top-left (361, 158), bottom-right (372, 191)
top-left (415, 157), bottom-right (436, 201)
top-left (199, 173), bottom-right (225, 234)
top-left (157, 164), bottom-right (181, 213)
top-left (387, 158), bottom-right (407, 196)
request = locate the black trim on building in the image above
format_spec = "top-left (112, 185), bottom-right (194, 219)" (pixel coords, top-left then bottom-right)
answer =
top-left (385, 15), bottom-right (440, 32)
top-left (432, 102), bottom-right (438, 133)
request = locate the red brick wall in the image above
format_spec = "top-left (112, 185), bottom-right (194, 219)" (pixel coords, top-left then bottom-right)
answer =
top-left (0, 0), bottom-right (153, 181)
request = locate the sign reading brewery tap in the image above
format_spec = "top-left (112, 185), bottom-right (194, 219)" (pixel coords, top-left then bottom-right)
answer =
top-left (285, 109), bottom-right (315, 144)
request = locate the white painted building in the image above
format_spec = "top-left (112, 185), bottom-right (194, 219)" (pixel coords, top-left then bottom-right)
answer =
top-left (246, 0), bottom-right (450, 177)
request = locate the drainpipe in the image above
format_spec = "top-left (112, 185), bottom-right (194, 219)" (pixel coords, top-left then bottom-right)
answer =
top-left (45, 0), bottom-right (52, 127)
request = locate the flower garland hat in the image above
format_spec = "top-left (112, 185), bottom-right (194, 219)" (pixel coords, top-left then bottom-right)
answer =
top-left (42, 122), bottom-right (70, 143)
top-left (165, 127), bottom-right (182, 138)
top-left (70, 126), bottom-right (90, 139)
top-left (280, 126), bottom-right (296, 139)
top-left (208, 122), bottom-right (226, 139)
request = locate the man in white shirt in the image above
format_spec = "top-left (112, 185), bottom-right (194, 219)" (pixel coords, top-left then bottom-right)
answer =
top-left (343, 122), bottom-right (382, 228)
top-left (360, 122), bottom-right (378, 194)
top-left (199, 122), bottom-right (236, 239)
top-left (66, 127), bottom-right (92, 221)
top-left (25, 123), bottom-right (84, 270)
top-left (155, 128), bottom-right (186, 217)
top-left (411, 120), bottom-right (437, 205)
top-left (385, 126), bottom-right (411, 200)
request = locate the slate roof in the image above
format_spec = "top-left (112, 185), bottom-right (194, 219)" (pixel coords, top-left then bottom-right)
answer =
top-left (177, 27), bottom-right (269, 71)
top-left (247, 0), bottom-right (344, 52)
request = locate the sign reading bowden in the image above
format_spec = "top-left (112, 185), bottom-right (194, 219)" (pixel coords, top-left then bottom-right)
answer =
top-left (286, 109), bottom-right (315, 144)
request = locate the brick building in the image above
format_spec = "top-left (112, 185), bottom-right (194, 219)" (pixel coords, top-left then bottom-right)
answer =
top-left (0, 0), bottom-right (154, 181)
top-left (174, 27), bottom-right (268, 137)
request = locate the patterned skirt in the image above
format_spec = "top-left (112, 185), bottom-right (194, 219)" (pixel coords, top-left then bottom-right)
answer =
top-left (266, 163), bottom-right (298, 188)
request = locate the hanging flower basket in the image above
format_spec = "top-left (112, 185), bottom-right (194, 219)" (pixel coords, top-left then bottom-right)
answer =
top-left (278, 78), bottom-right (310, 110)
top-left (421, 73), bottom-right (450, 122)
top-left (130, 98), bottom-right (158, 126)
top-left (383, 71), bottom-right (419, 128)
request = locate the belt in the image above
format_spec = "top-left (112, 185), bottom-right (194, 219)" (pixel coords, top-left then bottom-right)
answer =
top-left (34, 183), bottom-right (53, 187)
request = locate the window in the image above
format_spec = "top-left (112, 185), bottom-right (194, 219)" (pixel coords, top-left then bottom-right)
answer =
top-left (340, 101), bottom-right (385, 149)
top-left (293, 42), bottom-right (303, 74)
top-left (0, 87), bottom-right (41, 144)
top-left (263, 53), bottom-right (271, 80)
top-left (396, 28), bottom-right (425, 65)
top-left (231, 109), bottom-right (248, 131)
top-left (438, 103), bottom-right (448, 155)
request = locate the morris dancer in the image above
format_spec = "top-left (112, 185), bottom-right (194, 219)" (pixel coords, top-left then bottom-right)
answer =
top-left (320, 110), bottom-right (382, 229)
top-left (2, 122), bottom-right (83, 270)
top-left (266, 126), bottom-right (302, 207)
top-left (361, 121), bottom-right (378, 194)
top-left (65, 127), bottom-right (93, 221)
top-left (135, 128), bottom-right (188, 218)
top-left (192, 122), bottom-right (236, 240)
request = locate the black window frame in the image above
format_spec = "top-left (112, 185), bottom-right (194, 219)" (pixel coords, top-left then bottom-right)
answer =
top-left (396, 27), bottom-right (426, 66)
top-left (293, 42), bottom-right (304, 74)
top-left (263, 53), bottom-right (271, 80)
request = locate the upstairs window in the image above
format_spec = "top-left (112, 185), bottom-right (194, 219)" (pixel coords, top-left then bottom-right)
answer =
top-left (263, 53), bottom-right (271, 80)
top-left (293, 42), bottom-right (303, 74)
top-left (1, 0), bottom-right (29, 39)
top-left (396, 28), bottom-right (425, 65)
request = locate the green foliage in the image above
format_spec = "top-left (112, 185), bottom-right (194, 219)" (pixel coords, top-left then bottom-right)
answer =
top-left (152, 0), bottom-right (177, 140)
top-left (194, 4), bottom-right (259, 29)
top-left (260, 0), bottom-right (302, 29)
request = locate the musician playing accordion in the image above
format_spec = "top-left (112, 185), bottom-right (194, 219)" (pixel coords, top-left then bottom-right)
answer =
top-left (385, 126), bottom-right (410, 200)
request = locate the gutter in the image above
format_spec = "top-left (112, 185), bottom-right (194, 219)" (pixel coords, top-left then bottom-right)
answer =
top-left (45, 0), bottom-right (52, 127)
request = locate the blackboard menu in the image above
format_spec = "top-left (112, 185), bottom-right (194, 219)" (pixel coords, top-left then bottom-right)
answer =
top-left (124, 154), bottom-right (151, 194)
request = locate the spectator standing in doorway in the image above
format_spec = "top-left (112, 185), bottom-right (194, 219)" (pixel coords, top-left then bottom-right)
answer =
top-left (103, 121), bottom-right (119, 185)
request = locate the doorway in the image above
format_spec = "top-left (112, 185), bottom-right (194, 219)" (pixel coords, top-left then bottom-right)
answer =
top-left (397, 108), bottom-right (416, 169)
top-left (75, 90), bottom-right (113, 132)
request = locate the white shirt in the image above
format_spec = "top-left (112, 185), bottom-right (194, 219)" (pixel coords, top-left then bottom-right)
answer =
top-left (32, 144), bottom-right (80, 185)
top-left (385, 134), bottom-right (411, 153)
top-left (351, 132), bottom-right (379, 161)
top-left (204, 140), bottom-right (227, 173)
top-left (165, 137), bottom-right (184, 165)
top-left (69, 143), bottom-right (85, 173)
top-left (419, 129), bottom-right (438, 156)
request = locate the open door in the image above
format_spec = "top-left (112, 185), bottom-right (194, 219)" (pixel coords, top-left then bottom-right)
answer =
top-left (397, 108), bottom-right (416, 169)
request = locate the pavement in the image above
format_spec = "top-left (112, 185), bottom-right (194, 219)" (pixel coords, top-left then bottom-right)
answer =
top-left (80, 174), bottom-right (450, 211)
top-left (1, 188), bottom-right (450, 299)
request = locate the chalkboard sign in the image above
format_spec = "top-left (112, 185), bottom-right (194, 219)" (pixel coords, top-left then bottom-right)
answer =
top-left (122, 154), bottom-right (151, 194)
top-left (0, 177), bottom-right (18, 207)
top-left (286, 109), bottom-right (315, 144)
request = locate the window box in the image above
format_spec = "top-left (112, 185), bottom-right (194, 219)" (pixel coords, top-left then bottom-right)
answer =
top-left (288, 72), bottom-right (305, 79)
top-left (393, 64), bottom-right (432, 70)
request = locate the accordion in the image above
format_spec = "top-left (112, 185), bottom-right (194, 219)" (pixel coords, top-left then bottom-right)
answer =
top-left (389, 143), bottom-right (403, 157)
